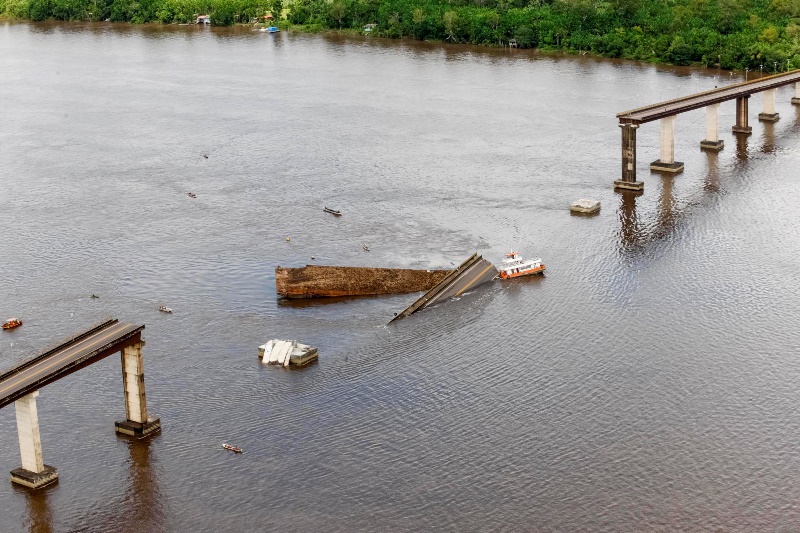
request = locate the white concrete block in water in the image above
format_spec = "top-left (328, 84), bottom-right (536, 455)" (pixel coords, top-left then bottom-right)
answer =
top-left (570, 199), bottom-right (601, 214)
top-left (259, 339), bottom-right (319, 367)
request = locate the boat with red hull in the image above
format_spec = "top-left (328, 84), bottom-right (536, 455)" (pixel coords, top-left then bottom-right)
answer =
top-left (498, 251), bottom-right (545, 279)
top-left (2, 318), bottom-right (22, 330)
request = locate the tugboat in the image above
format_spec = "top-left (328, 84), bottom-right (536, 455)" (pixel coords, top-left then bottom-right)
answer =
top-left (158, 305), bottom-right (173, 313)
top-left (2, 318), bottom-right (22, 330)
top-left (222, 443), bottom-right (243, 453)
top-left (498, 251), bottom-right (545, 279)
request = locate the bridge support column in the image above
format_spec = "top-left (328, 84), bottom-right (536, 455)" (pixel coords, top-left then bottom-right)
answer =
top-left (10, 391), bottom-right (58, 489)
top-left (614, 123), bottom-right (643, 191)
top-left (650, 115), bottom-right (684, 173)
top-left (700, 103), bottom-right (724, 151)
top-left (759, 88), bottom-right (780, 122)
top-left (792, 83), bottom-right (800, 105)
top-left (733, 96), bottom-right (752, 134)
top-left (115, 341), bottom-right (160, 438)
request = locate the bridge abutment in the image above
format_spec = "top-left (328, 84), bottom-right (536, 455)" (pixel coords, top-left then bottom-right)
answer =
top-left (614, 123), bottom-right (643, 191)
top-left (758, 88), bottom-right (780, 122)
top-left (115, 341), bottom-right (160, 438)
top-left (733, 96), bottom-right (753, 134)
top-left (10, 391), bottom-right (58, 489)
top-left (650, 115), bottom-right (684, 172)
top-left (792, 82), bottom-right (800, 105)
top-left (700, 103), bottom-right (724, 151)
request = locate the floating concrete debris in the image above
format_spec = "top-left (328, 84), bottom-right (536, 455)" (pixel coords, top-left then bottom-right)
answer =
top-left (390, 254), bottom-right (498, 322)
top-left (259, 339), bottom-right (318, 367)
top-left (275, 265), bottom-right (450, 299)
top-left (570, 198), bottom-right (601, 214)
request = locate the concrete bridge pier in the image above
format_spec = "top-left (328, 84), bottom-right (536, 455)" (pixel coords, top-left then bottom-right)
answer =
top-left (115, 341), bottom-right (160, 438)
top-left (759, 88), bottom-right (780, 122)
top-left (650, 115), bottom-right (684, 172)
top-left (733, 96), bottom-right (753, 134)
top-left (10, 391), bottom-right (58, 489)
top-left (700, 103), bottom-right (724, 151)
top-left (792, 82), bottom-right (800, 105)
top-left (614, 123), bottom-right (643, 191)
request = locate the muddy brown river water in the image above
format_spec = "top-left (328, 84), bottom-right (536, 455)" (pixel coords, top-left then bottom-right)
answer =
top-left (2, 21), bottom-right (800, 532)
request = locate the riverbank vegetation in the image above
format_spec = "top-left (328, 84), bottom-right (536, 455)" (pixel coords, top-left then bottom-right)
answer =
top-left (3, 0), bottom-right (800, 69)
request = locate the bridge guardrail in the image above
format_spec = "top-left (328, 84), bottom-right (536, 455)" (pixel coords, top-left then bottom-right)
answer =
top-left (0, 319), bottom-right (118, 383)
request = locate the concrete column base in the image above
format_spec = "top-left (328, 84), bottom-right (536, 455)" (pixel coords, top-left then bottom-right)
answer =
top-left (650, 160), bottom-right (684, 173)
top-left (700, 140), bottom-right (724, 151)
top-left (758, 112), bottom-right (780, 122)
top-left (732, 125), bottom-right (752, 134)
top-left (614, 180), bottom-right (644, 191)
top-left (115, 417), bottom-right (161, 438)
top-left (792, 97), bottom-right (800, 105)
top-left (10, 465), bottom-right (58, 489)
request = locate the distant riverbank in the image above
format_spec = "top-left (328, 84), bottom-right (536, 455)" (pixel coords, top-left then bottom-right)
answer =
top-left (3, 0), bottom-right (800, 71)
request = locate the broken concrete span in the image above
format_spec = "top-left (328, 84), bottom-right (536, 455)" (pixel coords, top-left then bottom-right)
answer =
top-left (390, 254), bottom-right (498, 322)
top-left (275, 265), bottom-right (450, 299)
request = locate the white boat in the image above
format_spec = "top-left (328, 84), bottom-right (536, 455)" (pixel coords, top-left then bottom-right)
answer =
top-left (498, 251), bottom-right (545, 279)
top-left (158, 305), bottom-right (172, 313)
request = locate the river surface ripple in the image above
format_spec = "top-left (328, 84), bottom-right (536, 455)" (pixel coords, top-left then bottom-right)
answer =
top-left (1, 21), bottom-right (800, 532)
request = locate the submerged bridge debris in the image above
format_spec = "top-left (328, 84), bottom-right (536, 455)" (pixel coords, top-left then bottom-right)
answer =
top-left (390, 254), bottom-right (498, 322)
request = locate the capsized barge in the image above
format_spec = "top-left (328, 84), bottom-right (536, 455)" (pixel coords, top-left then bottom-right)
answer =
top-left (275, 265), bottom-right (450, 299)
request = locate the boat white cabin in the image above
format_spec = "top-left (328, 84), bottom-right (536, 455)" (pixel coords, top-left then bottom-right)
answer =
top-left (498, 251), bottom-right (545, 279)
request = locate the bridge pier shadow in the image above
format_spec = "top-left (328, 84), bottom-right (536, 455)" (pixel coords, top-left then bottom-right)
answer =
top-left (703, 150), bottom-right (720, 192)
top-left (617, 189), bottom-right (643, 250)
top-left (14, 483), bottom-right (56, 533)
top-left (734, 133), bottom-right (749, 160)
top-left (760, 122), bottom-right (777, 153)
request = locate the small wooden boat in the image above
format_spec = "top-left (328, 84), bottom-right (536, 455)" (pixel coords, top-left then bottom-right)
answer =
top-left (188, 192), bottom-right (197, 198)
top-left (2, 318), bottom-right (22, 330)
top-left (158, 306), bottom-right (173, 313)
top-left (498, 251), bottom-right (545, 279)
top-left (222, 443), bottom-right (243, 453)
top-left (323, 207), bottom-right (341, 216)
top-left (362, 244), bottom-right (370, 252)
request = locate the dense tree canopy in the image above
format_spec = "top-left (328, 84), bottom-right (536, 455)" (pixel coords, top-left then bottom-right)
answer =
top-left (3, 0), bottom-right (800, 69)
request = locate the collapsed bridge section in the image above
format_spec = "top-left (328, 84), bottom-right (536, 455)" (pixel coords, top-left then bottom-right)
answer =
top-left (390, 254), bottom-right (498, 322)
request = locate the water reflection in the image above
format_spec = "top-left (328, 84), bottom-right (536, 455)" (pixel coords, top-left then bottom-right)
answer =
top-left (617, 189), bottom-right (643, 250)
top-left (18, 484), bottom-right (56, 533)
top-left (760, 122), bottom-right (776, 153)
top-left (703, 150), bottom-right (720, 192)
top-left (735, 132), bottom-right (749, 160)
top-left (111, 435), bottom-right (165, 532)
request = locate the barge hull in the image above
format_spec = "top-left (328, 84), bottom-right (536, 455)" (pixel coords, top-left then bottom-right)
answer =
top-left (275, 265), bottom-right (450, 299)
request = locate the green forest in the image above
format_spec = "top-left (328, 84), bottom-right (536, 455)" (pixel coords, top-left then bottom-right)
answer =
top-left (3, 0), bottom-right (800, 69)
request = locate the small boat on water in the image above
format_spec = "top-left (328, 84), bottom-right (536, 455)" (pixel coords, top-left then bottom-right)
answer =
top-left (188, 192), bottom-right (197, 198)
top-left (323, 207), bottom-right (341, 216)
top-left (222, 443), bottom-right (243, 453)
top-left (362, 244), bottom-right (370, 252)
top-left (158, 306), bottom-right (173, 313)
top-left (498, 251), bottom-right (545, 279)
top-left (2, 318), bottom-right (22, 330)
